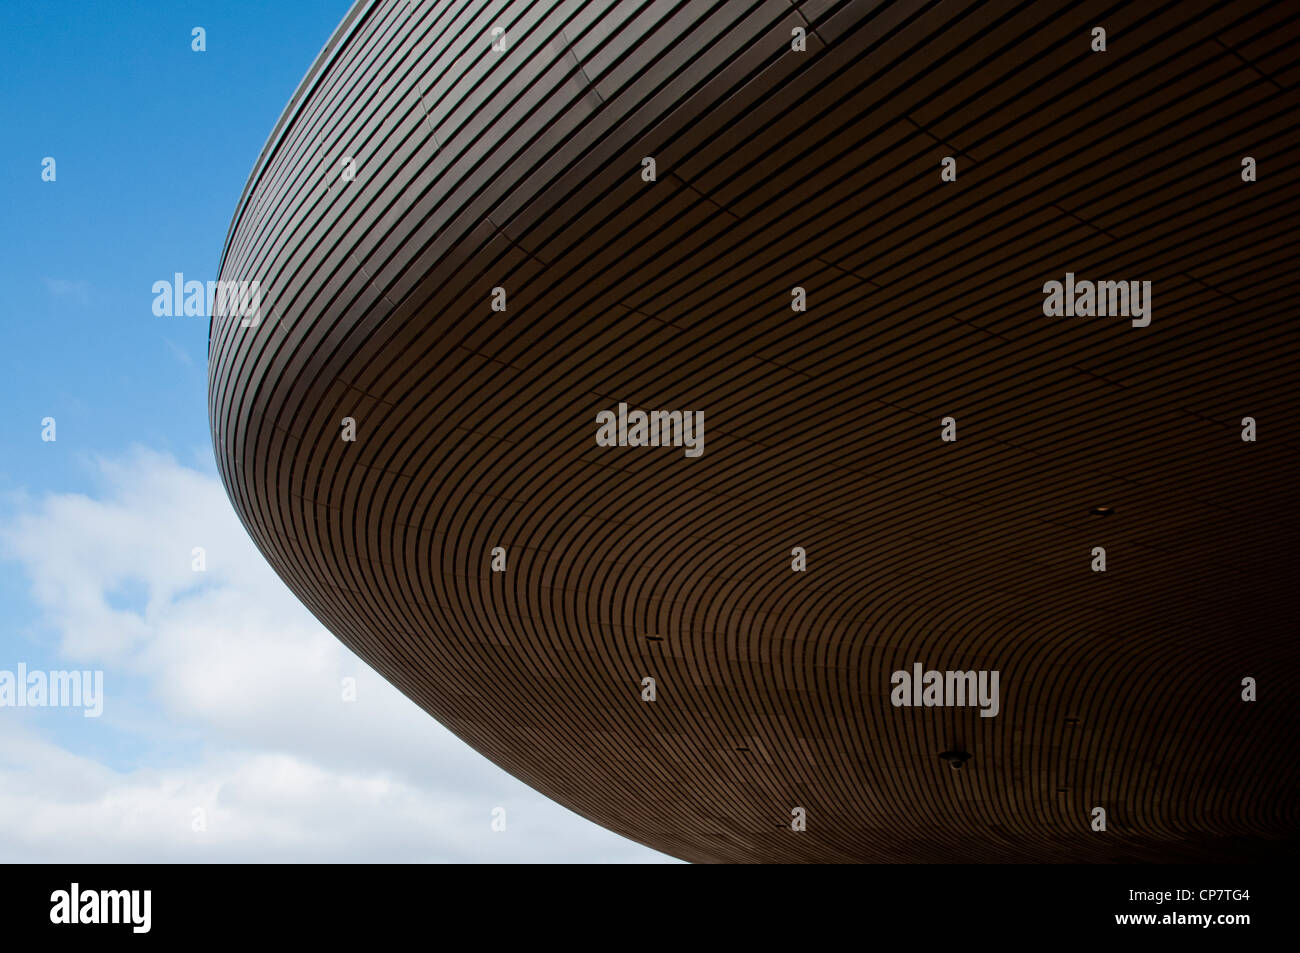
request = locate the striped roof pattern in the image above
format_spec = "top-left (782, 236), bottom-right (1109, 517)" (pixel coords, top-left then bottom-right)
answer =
top-left (209, 0), bottom-right (1300, 862)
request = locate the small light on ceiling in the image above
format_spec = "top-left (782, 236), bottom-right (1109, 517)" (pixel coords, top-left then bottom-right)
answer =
top-left (1089, 506), bottom-right (1115, 516)
top-left (939, 750), bottom-right (971, 770)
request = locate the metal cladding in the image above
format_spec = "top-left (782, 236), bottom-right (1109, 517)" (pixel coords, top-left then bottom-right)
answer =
top-left (209, 0), bottom-right (1300, 863)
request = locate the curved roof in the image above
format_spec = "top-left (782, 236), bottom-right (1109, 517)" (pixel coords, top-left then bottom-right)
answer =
top-left (209, 0), bottom-right (1300, 862)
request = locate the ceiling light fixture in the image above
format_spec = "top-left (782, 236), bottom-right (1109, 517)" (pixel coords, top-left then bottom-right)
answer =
top-left (939, 750), bottom-right (971, 770)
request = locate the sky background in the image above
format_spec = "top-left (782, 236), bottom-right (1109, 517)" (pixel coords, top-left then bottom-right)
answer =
top-left (0, 0), bottom-right (670, 863)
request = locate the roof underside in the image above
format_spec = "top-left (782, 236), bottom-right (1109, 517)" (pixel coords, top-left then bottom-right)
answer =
top-left (209, 0), bottom-right (1300, 862)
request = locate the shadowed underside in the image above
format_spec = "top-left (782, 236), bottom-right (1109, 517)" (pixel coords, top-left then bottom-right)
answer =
top-left (209, 0), bottom-right (1300, 862)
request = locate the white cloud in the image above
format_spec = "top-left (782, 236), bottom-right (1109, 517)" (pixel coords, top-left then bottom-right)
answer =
top-left (0, 448), bottom-right (675, 863)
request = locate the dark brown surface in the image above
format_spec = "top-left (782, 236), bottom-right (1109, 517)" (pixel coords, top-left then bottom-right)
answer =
top-left (209, 0), bottom-right (1300, 862)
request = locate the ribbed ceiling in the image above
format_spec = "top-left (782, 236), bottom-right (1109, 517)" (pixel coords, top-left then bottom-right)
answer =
top-left (209, 0), bottom-right (1300, 862)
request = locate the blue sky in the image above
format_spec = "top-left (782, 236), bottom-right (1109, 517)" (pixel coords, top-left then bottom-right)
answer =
top-left (0, 0), bottom-right (670, 863)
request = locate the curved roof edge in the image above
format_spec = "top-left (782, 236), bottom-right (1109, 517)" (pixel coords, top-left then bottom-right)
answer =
top-left (212, 0), bottom-right (376, 292)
